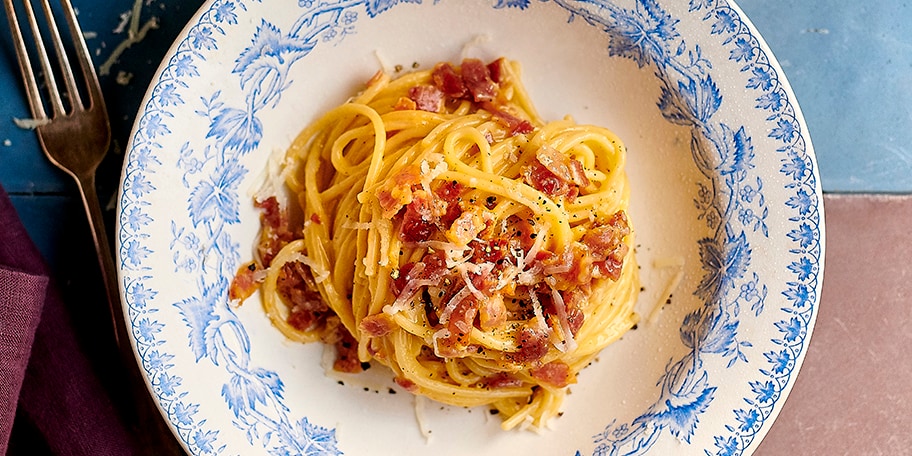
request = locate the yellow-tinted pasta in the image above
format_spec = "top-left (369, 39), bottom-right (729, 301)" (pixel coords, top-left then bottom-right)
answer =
top-left (234, 57), bottom-right (639, 430)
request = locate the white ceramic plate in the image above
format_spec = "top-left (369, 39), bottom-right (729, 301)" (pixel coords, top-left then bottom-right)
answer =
top-left (117, 0), bottom-right (824, 454)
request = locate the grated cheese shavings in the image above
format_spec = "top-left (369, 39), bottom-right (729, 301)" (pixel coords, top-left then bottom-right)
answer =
top-left (250, 147), bottom-right (289, 207)
top-left (12, 117), bottom-right (50, 130)
top-left (372, 49), bottom-right (393, 75)
top-left (414, 393), bottom-right (434, 443)
top-left (550, 287), bottom-right (578, 353)
top-left (459, 34), bottom-right (492, 61)
top-left (437, 286), bottom-right (472, 326)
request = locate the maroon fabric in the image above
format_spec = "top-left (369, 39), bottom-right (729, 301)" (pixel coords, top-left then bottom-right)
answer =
top-left (0, 184), bottom-right (136, 455)
top-left (0, 268), bottom-right (47, 454)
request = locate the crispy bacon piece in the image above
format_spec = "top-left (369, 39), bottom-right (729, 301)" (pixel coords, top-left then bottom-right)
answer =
top-left (377, 164), bottom-right (422, 218)
top-left (229, 261), bottom-right (262, 301)
top-left (536, 284), bottom-right (586, 345)
top-left (433, 332), bottom-right (463, 359)
top-left (390, 262), bottom-right (416, 297)
top-left (395, 376), bottom-right (419, 393)
top-left (420, 250), bottom-right (449, 278)
top-left (561, 288), bottom-right (587, 336)
top-left (538, 288), bottom-right (588, 336)
top-left (394, 96), bottom-right (418, 111)
top-left (433, 179), bottom-right (465, 226)
top-left (524, 160), bottom-right (571, 198)
top-left (582, 211), bottom-right (630, 281)
top-left (408, 85), bottom-right (444, 112)
top-left (478, 294), bottom-right (507, 331)
top-left (447, 294), bottom-right (479, 337)
top-left (431, 62), bottom-right (467, 99)
top-left (277, 262), bottom-right (329, 332)
top-left (544, 242), bottom-right (593, 287)
top-left (432, 284), bottom-right (486, 358)
top-left (254, 196), bottom-right (295, 265)
top-left (582, 222), bottom-right (625, 253)
top-left (469, 237), bottom-right (509, 264)
top-left (360, 313), bottom-right (397, 337)
top-left (486, 57), bottom-right (507, 84)
top-left (523, 147), bottom-right (592, 199)
top-left (530, 361), bottom-right (574, 387)
top-left (508, 325), bottom-right (550, 363)
top-left (536, 146), bottom-right (590, 188)
top-left (598, 245), bottom-right (629, 280)
top-left (333, 327), bottom-right (363, 373)
top-left (482, 102), bottom-right (534, 136)
top-left (483, 372), bottom-right (524, 389)
top-left (257, 196), bottom-right (284, 227)
top-left (429, 59), bottom-right (534, 135)
top-left (461, 58), bottom-right (497, 102)
top-left (568, 159), bottom-right (591, 188)
top-left (445, 206), bottom-right (487, 246)
top-left (390, 251), bottom-right (449, 298)
top-left (468, 264), bottom-right (500, 297)
top-left (400, 193), bottom-right (436, 243)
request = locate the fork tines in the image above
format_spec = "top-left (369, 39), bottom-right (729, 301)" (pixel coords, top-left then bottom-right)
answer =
top-left (3, 0), bottom-right (102, 121)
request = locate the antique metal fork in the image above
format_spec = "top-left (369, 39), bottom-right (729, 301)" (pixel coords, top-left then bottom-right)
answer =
top-left (2, 0), bottom-right (121, 343)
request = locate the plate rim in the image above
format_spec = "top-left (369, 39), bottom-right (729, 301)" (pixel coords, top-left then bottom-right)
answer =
top-left (116, 0), bottom-right (825, 454)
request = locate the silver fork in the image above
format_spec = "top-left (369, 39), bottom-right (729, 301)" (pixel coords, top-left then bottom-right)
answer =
top-left (2, 0), bottom-right (121, 344)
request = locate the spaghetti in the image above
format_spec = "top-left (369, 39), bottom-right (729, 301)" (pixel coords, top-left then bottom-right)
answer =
top-left (231, 57), bottom-right (640, 430)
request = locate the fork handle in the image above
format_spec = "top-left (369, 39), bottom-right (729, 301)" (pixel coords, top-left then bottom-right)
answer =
top-left (75, 172), bottom-right (124, 347)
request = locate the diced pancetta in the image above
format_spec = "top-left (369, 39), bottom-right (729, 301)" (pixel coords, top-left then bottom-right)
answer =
top-left (408, 85), bottom-right (444, 112)
top-left (461, 58), bottom-right (497, 102)
top-left (360, 313), bottom-right (397, 337)
top-left (530, 361), bottom-right (574, 387)
top-left (431, 62), bottom-right (467, 99)
top-left (229, 261), bottom-right (263, 302)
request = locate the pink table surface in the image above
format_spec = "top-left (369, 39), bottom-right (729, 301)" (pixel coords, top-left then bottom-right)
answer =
top-left (757, 194), bottom-right (912, 455)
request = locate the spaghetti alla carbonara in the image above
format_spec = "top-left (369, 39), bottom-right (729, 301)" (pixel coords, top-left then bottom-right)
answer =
top-left (231, 57), bottom-right (639, 430)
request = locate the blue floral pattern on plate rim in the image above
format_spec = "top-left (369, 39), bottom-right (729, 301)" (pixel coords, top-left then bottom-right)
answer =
top-left (117, 0), bottom-right (823, 454)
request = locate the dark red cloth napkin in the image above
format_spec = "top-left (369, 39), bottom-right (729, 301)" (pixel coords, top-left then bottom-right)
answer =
top-left (0, 267), bottom-right (46, 452)
top-left (0, 184), bottom-right (137, 455)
